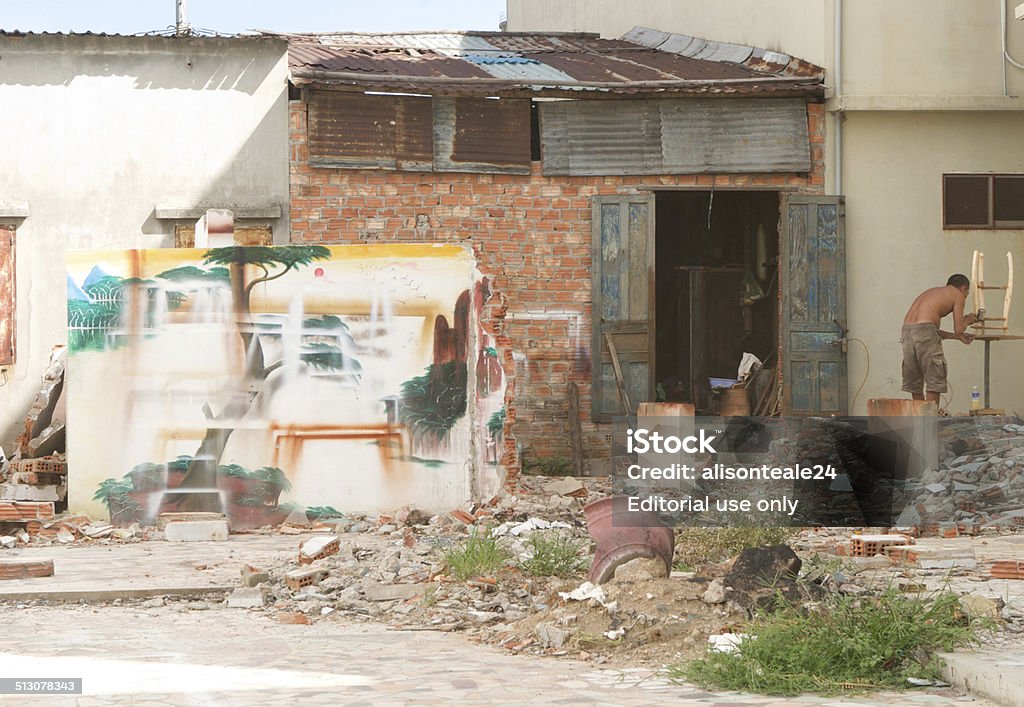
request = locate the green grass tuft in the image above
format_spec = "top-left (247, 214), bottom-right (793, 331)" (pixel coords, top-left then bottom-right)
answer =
top-left (669, 588), bottom-right (983, 696)
top-left (673, 526), bottom-right (797, 570)
top-left (441, 530), bottom-right (511, 581)
top-left (517, 533), bottom-right (588, 578)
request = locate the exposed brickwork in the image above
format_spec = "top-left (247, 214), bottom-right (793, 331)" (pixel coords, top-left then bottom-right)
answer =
top-left (289, 99), bottom-right (826, 475)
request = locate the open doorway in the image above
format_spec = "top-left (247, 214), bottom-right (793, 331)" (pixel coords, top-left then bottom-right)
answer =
top-left (654, 190), bottom-right (780, 414)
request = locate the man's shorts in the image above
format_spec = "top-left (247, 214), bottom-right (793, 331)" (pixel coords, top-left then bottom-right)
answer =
top-left (901, 323), bottom-right (947, 394)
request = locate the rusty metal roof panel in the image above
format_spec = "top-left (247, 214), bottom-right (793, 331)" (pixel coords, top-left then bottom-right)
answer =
top-left (289, 42), bottom-right (492, 78)
top-left (463, 55), bottom-right (579, 84)
top-left (621, 26), bottom-right (822, 79)
top-left (279, 28), bottom-right (824, 93)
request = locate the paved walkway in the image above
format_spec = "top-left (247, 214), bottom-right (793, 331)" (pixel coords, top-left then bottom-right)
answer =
top-left (0, 606), bottom-right (1000, 706)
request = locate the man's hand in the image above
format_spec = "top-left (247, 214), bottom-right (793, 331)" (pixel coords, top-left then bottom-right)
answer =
top-left (957, 332), bottom-right (975, 344)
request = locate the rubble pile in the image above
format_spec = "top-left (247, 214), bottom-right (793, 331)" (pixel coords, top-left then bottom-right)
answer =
top-left (908, 418), bottom-right (1024, 533)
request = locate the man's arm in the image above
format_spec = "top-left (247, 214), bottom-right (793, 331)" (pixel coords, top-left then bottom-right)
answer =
top-left (952, 293), bottom-right (967, 335)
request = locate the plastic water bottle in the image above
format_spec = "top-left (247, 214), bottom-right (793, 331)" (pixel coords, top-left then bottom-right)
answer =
top-left (971, 386), bottom-right (981, 411)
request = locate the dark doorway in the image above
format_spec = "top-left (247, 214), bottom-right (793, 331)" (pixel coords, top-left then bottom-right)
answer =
top-left (654, 190), bottom-right (780, 414)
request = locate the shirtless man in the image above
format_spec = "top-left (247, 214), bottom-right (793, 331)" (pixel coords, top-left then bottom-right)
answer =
top-left (901, 274), bottom-right (979, 403)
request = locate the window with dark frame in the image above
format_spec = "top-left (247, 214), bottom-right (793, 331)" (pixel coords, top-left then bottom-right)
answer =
top-left (943, 174), bottom-right (1024, 229)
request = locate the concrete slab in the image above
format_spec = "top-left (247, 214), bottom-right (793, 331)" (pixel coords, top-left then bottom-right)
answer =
top-left (164, 520), bottom-right (229, 542)
top-left (0, 534), bottom-right (310, 602)
top-left (941, 649), bottom-right (1024, 707)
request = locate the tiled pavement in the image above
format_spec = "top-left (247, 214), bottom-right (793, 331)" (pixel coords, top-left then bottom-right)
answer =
top-left (0, 606), bottom-right (999, 706)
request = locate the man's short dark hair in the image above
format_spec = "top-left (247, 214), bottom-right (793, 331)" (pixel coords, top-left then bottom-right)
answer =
top-left (947, 274), bottom-right (970, 289)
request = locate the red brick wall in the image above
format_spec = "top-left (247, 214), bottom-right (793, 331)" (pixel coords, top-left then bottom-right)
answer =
top-left (289, 100), bottom-right (826, 476)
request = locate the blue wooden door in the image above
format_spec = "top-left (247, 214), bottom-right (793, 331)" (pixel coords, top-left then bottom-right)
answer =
top-left (782, 195), bottom-right (847, 416)
top-left (591, 195), bottom-right (655, 420)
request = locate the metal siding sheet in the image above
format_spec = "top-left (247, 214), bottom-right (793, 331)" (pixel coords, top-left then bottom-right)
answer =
top-left (433, 97), bottom-right (531, 174)
top-left (0, 227), bottom-right (13, 365)
top-left (308, 91), bottom-right (433, 170)
top-left (540, 100), bottom-right (662, 176)
top-left (541, 98), bottom-right (809, 176)
top-left (659, 98), bottom-right (811, 173)
top-left (395, 96), bottom-right (434, 170)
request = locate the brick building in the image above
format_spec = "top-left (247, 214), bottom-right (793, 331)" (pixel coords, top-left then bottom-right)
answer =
top-left (276, 29), bottom-right (833, 477)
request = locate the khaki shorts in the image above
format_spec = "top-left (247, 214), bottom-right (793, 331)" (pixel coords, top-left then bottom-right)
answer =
top-left (901, 324), bottom-right (947, 394)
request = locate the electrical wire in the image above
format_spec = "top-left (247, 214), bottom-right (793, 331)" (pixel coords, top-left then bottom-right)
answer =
top-left (848, 337), bottom-right (869, 413)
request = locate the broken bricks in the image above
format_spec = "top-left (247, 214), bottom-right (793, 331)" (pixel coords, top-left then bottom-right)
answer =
top-left (0, 558), bottom-right (54, 580)
top-left (285, 567), bottom-right (328, 591)
top-left (298, 535), bottom-right (340, 565)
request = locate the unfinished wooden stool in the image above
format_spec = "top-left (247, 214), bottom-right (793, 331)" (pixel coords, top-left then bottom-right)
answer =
top-left (971, 250), bottom-right (1013, 334)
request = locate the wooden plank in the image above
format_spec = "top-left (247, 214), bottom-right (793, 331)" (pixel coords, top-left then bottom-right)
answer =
top-left (0, 559), bottom-right (54, 580)
top-left (1005, 251), bottom-right (1013, 332)
top-left (604, 333), bottom-right (632, 414)
top-left (567, 383), bottom-right (584, 477)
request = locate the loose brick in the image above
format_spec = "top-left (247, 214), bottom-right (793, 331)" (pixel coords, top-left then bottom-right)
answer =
top-left (0, 558), bottom-right (54, 580)
top-left (298, 535), bottom-right (340, 565)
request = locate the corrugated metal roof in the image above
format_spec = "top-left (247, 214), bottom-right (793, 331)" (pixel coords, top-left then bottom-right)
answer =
top-left (272, 28), bottom-right (824, 97)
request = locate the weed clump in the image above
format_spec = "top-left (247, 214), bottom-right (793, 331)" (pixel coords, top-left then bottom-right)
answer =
top-left (440, 530), bottom-right (510, 581)
top-left (670, 589), bottom-right (982, 695)
top-left (673, 527), bottom-right (796, 570)
top-left (517, 533), bottom-right (588, 578)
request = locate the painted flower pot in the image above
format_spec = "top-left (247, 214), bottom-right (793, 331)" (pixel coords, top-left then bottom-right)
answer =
top-left (217, 476), bottom-right (281, 506)
top-left (105, 495), bottom-right (144, 527)
top-left (227, 504), bottom-right (290, 531)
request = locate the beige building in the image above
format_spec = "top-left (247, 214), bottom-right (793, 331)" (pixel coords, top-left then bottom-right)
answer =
top-left (507, 0), bottom-right (1024, 415)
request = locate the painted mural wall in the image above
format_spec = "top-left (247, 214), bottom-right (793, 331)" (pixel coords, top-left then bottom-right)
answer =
top-left (65, 244), bottom-right (506, 527)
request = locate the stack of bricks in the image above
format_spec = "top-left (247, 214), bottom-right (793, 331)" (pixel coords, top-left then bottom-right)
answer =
top-left (1, 455), bottom-right (67, 504)
top-left (0, 501), bottom-right (55, 523)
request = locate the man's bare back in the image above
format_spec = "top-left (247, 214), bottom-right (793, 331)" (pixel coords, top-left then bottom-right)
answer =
top-left (904, 282), bottom-right (976, 343)
top-left (904, 285), bottom-right (963, 326)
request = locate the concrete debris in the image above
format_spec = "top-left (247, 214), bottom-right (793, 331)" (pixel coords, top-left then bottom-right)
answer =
top-left (362, 582), bottom-right (422, 602)
top-left (535, 623), bottom-right (567, 649)
top-left (544, 478), bottom-right (587, 497)
top-left (227, 586), bottom-right (268, 608)
top-left (701, 578), bottom-right (731, 604)
top-left (298, 535), bottom-right (340, 564)
top-left (491, 517), bottom-right (572, 538)
top-left (959, 594), bottom-right (1004, 621)
top-left (614, 557), bottom-right (669, 582)
top-left (164, 520), bottom-right (228, 542)
top-left (241, 564), bottom-right (270, 587)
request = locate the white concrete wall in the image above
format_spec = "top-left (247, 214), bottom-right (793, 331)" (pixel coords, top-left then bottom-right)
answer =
top-left (844, 111), bottom-right (1024, 415)
top-left (0, 34), bottom-right (290, 450)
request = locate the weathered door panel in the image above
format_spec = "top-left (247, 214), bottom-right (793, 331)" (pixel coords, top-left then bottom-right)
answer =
top-left (592, 195), bottom-right (655, 420)
top-left (782, 195), bottom-right (846, 416)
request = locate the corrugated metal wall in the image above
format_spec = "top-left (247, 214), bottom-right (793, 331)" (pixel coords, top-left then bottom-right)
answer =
top-left (540, 98), bottom-right (811, 176)
top-left (308, 91), bottom-right (433, 170)
top-left (308, 90), bottom-right (530, 174)
top-left (434, 97), bottom-right (531, 174)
